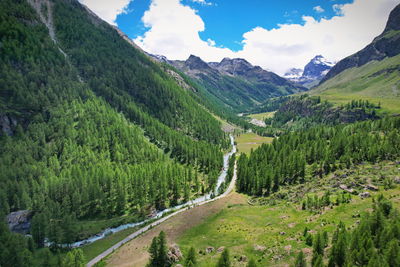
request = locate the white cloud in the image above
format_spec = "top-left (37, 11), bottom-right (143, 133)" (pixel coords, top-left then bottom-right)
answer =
top-left (313, 6), bottom-right (325, 13)
top-left (79, 0), bottom-right (131, 25)
top-left (134, 0), bottom-right (234, 61)
top-left (191, 0), bottom-right (213, 6)
top-left (133, 0), bottom-right (398, 75)
top-left (332, 4), bottom-right (345, 15)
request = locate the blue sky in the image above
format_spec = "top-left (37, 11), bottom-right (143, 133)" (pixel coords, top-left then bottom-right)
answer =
top-left (116, 0), bottom-right (353, 51)
top-left (80, 0), bottom-right (398, 74)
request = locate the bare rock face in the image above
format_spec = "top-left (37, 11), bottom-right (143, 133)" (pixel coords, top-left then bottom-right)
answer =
top-left (0, 115), bottom-right (17, 136)
top-left (167, 244), bottom-right (183, 263)
top-left (7, 210), bottom-right (33, 234)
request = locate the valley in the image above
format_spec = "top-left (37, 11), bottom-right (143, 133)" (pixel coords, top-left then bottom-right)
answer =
top-left (0, 1), bottom-right (400, 267)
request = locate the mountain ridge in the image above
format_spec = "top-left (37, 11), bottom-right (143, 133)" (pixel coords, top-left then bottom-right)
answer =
top-left (320, 3), bottom-right (400, 84)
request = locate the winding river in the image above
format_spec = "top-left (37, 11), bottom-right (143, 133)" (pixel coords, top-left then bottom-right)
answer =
top-left (69, 135), bottom-right (236, 249)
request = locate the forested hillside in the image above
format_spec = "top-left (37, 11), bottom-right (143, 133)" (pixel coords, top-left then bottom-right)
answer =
top-left (0, 0), bottom-right (229, 264)
top-left (237, 117), bottom-right (400, 196)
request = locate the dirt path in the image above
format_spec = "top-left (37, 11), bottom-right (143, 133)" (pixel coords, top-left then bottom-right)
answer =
top-left (106, 192), bottom-right (246, 267)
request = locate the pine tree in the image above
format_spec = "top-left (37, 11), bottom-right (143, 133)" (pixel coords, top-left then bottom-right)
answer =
top-left (247, 258), bottom-right (257, 267)
top-left (185, 247), bottom-right (197, 267)
top-left (216, 249), bottom-right (231, 267)
top-left (294, 251), bottom-right (306, 267)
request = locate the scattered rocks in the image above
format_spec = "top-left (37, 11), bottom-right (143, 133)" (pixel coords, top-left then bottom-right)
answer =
top-left (254, 244), bottom-right (266, 252)
top-left (366, 184), bottom-right (378, 191)
top-left (7, 210), bottom-right (32, 234)
top-left (217, 246), bottom-right (225, 253)
top-left (359, 192), bottom-right (371, 198)
top-left (205, 246), bottom-right (214, 254)
top-left (167, 244), bottom-right (183, 262)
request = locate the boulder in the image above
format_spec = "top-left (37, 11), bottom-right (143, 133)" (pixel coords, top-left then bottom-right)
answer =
top-left (238, 255), bottom-right (247, 262)
top-left (366, 184), bottom-right (378, 191)
top-left (339, 184), bottom-right (348, 190)
top-left (254, 244), bottom-right (266, 251)
top-left (359, 192), bottom-right (371, 198)
top-left (167, 244), bottom-right (183, 262)
top-left (217, 246), bottom-right (225, 253)
top-left (205, 246), bottom-right (214, 254)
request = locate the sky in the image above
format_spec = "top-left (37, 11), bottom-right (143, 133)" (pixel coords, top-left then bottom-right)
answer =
top-left (79, 0), bottom-right (399, 75)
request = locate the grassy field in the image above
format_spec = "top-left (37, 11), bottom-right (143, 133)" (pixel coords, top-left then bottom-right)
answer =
top-left (247, 111), bottom-right (276, 121)
top-left (177, 161), bottom-right (400, 266)
top-left (235, 132), bottom-right (273, 154)
top-left (311, 54), bottom-right (400, 113)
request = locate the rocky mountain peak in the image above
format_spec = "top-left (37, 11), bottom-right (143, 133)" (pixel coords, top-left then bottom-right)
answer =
top-left (216, 57), bottom-right (255, 75)
top-left (186, 54), bottom-right (211, 70)
top-left (303, 55), bottom-right (335, 78)
top-left (384, 3), bottom-right (400, 31)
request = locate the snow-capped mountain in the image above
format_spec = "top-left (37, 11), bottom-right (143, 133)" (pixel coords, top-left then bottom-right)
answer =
top-left (284, 55), bottom-right (335, 88)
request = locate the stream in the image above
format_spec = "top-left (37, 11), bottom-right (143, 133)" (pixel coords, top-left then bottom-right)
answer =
top-left (69, 135), bottom-right (237, 248)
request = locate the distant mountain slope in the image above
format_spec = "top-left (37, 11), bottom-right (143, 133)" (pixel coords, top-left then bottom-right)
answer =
top-left (168, 55), bottom-right (306, 112)
top-left (284, 55), bottom-right (335, 88)
top-left (312, 4), bottom-right (400, 113)
top-left (320, 3), bottom-right (400, 83)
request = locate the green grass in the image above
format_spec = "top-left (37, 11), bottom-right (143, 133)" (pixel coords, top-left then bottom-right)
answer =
top-left (177, 161), bottom-right (400, 266)
top-left (247, 112), bottom-right (276, 121)
top-left (235, 132), bottom-right (273, 154)
top-left (312, 54), bottom-right (400, 113)
top-left (81, 226), bottom-right (142, 263)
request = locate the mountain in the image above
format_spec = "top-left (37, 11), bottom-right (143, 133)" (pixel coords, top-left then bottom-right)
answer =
top-left (284, 55), bottom-right (335, 88)
top-left (320, 4), bottom-right (400, 83)
top-left (0, 0), bottom-right (231, 259)
top-left (169, 55), bottom-right (306, 112)
top-left (312, 3), bottom-right (400, 113)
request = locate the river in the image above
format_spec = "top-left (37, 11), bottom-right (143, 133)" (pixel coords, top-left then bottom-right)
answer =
top-left (69, 135), bottom-right (237, 248)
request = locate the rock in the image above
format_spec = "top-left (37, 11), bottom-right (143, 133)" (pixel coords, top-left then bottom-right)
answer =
top-left (254, 244), bottom-right (266, 251)
top-left (205, 246), bottom-right (214, 254)
top-left (238, 255), bottom-right (247, 262)
top-left (284, 245), bottom-right (292, 253)
top-left (167, 244), bottom-right (183, 262)
top-left (0, 115), bottom-right (17, 136)
top-left (147, 207), bottom-right (157, 218)
top-left (7, 210), bottom-right (32, 234)
top-left (175, 265), bottom-right (183, 267)
top-left (394, 176), bottom-right (400, 184)
top-left (339, 184), bottom-right (348, 190)
top-left (341, 174), bottom-right (348, 178)
top-left (279, 231), bottom-right (286, 235)
top-left (302, 248), bottom-right (312, 255)
top-left (366, 184), bottom-right (379, 191)
top-left (217, 246), bottom-right (225, 253)
top-left (359, 192), bottom-right (371, 198)
top-left (288, 223), bottom-right (296, 228)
